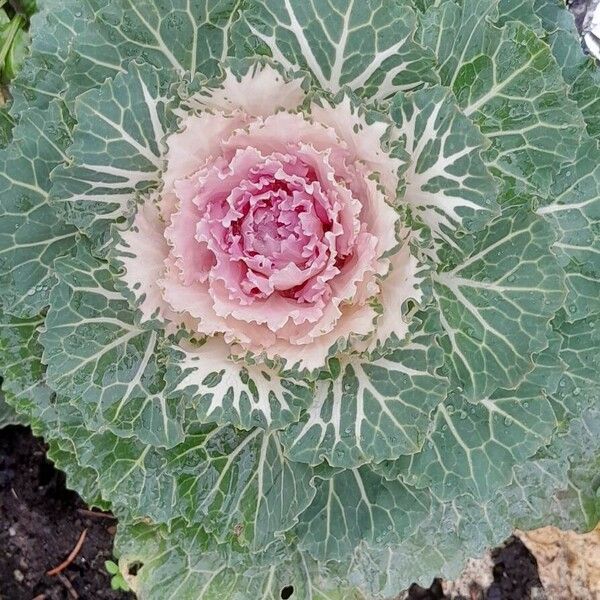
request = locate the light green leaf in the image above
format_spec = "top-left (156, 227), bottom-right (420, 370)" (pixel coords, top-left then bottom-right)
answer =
top-left (0, 106), bottom-right (13, 147)
top-left (63, 0), bottom-right (241, 102)
top-left (391, 85), bottom-right (499, 248)
top-left (40, 244), bottom-right (185, 449)
top-left (498, 456), bottom-right (571, 531)
top-left (296, 466), bottom-right (430, 561)
top-left (433, 202), bottom-right (565, 399)
top-left (536, 138), bottom-right (600, 321)
top-left (167, 338), bottom-right (314, 431)
top-left (50, 62), bottom-right (177, 254)
top-left (545, 403), bottom-right (600, 529)
top-left (115, 520), bottom-right (363, 600)
top-left (419, 0), bottom-right (584, 195)
top-left (2, 19), bottom-right (30, 83)
top-left (281, 329), bottom-right (447, 468)
top-left (9, 0), bottom-right (80, 114)
top-left (233, 0), bottom-right (438, 99)
top-left (0, 101), bottom-right (78, 317)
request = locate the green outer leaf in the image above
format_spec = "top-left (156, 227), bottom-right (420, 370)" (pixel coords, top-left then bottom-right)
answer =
top-left (534, 0), bottom-right (600, 141)
top-left (433, 201), bottom-right (565, 399)
top-left (354, 312), bottom-right (599, 597)
top-left (63, 0), bottom-right (241, 102)
top-left (536, 138), bottom-right (600, 321)
top-left (296, 466), bottom-right (430, 561)
top-left (546, 404), bottom-right (600, 529)
top-left (36, 393), bottom-right (316, 551)
top-left (45, 437), bottom-right (111, 511)
top-left (8, 0), bottom-right (80, 114)
top-left (376, 327), bottom-right (564, 495)
top-left (391, 85), bottom-right (499, 247)
top-left (503, 405), bottom-right (600, 534)
top-left (115, 520), bottom-right (363, 600)
top-left (554, 310), bottom-right (600, 400)
top-left (0, 394), bottom-right (21, 427)
top-left (382, 376), bottom-right (558, 500)
top-left (233, 0), bottom-right (438, 99)
top-left (0, 101), bottom-right (78, 317)
top-left (347, 492), bottom-right (508, 595)
top-left (50, 62), bottom-right (176, 254)
top-left (374, 325), bottom-right (565, 492)
top-left (0, 308), bottom-right (109, 509)
top-left (496, 312), bottom-right (600, 532)
top-left (495, 0), bottom-right (543, 34)
top-left (0, 310), bottom-right (52, 414)
top-left (419, 0), bottom-right (584, 195)
top-left (40, 244), bottom-right (185, 449)
top-left (281, 328), bottom-right (447, 468)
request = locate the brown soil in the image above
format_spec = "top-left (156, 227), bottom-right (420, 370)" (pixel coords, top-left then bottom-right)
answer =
top-left (0, 425), bottom-right (134, 600)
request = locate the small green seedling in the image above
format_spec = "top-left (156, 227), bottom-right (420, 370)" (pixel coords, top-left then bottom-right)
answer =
top-left (105, 560), bottom-right (130, 593)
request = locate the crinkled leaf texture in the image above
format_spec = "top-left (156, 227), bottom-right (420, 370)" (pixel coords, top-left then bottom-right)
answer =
top-left (0, 0), bottom-right (598, 599)
top-left (0, 394), bottom-right (22, 427)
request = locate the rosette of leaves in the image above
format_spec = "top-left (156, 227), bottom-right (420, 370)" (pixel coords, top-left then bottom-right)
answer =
top-left (0, 0), bottom-right (598, 598)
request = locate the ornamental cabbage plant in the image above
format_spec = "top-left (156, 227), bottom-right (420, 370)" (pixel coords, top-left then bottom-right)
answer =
top-left (0, 0), bottom-right (599, 598)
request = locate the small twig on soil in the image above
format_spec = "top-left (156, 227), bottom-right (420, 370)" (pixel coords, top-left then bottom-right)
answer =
top-left (77, 508), bottom-right (116, 520)
top-left (46, 528), bottom-right (87, 576)
top-left (57, 573), bottom-right (79, 599)
top-left (32, 595), bottom-right (46, 600)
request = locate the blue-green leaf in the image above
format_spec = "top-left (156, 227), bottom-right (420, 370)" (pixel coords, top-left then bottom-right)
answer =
top-left (233, 0), bottom-right (438, 99)
top-left (62, 0), bottom-right (241, 102)
top-left (433, 202), bottom-right (565, 399)
top-left (419, 0), bottom-right (584, 195)
top-left (50, 62), bottom-right (176, 254)
top-left (40, 244), bottom-right (185, 449)
top-left (281, 330), bottom-right (447, 467)
top-left (537, 138), bottom-right (600, 321)
top-left (0, 101), bottom-right (77, 317)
